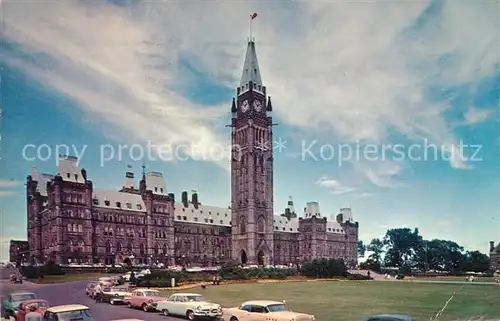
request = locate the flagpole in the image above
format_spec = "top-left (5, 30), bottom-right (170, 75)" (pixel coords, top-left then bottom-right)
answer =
top-left (249, 15), bottom-right (252, 41)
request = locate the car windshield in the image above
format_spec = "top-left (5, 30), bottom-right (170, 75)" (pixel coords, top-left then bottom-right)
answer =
top-left (111, 288), bottom-right (127, 292)
top-left (26, 302), bottom-right (48, 309)
top-left (266, 304), bottom-right (290, 312)
top-left (144, 291), bottom-right (160, 297)
top-left (12, 294), bottom-right (36, 302)
top-left (56, 308), bottom-right (94, 321)
top-left (186, 296), bottom-right (205, 302)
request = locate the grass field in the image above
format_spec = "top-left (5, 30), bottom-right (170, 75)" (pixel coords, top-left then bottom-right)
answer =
top-left (417, 277), bottom-right (496, 283)
top-left (161, 281), bottom-right (500, 321)
top-left (28, 273), bottom-right (106, 283)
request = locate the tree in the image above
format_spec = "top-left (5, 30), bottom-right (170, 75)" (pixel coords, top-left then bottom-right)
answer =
top-left (358, 240), bottom-right (366, 257)
top-left (383, 228), bottom-right (423, 267)
top-left (461, 250), bottom-right (490, 273)
top-left (368, 238), bottom-right (384, 263)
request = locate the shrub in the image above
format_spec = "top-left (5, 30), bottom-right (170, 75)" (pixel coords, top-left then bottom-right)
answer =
top-left (300, 258), bottom-right (348, 278)
top-left (346, 273), bottom-right (372, 280)
top-left (21, 263), bottom-right (65, 278)
top-left (106, 267), bottom-right (127, 274)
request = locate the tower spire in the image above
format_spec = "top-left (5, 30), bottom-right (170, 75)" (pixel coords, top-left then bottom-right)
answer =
top-left (240, 13), bottom-right (262, 89)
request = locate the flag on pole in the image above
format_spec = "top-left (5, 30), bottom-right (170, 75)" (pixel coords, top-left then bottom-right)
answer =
top-left (251, 12), bottom-right (258, 20)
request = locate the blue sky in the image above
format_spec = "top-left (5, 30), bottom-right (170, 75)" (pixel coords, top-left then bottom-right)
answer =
top-left (1, 0), bottom-right (499, 261)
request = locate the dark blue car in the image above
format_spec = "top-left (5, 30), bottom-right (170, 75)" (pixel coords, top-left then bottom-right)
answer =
top-left (363, 314), bottom-right (417, 321)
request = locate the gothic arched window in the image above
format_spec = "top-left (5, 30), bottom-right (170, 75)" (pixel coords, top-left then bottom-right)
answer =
top-left (139, 244), bottom-right (145, 255)
top-left (78, 225), bottom-right (83, 233)
top-left (153, 243), bottom-right (159, 255)
top-left (163, 244), bottom-right (168, 254)
top-left (67, 224), bottom-right (72, 232)
top-left (239, 216), bottom-right (246, 234)
top-left (69, 240), bottom-right (74, 251)
top-left (127, 243), bottom-right (133, 252)
top-left (116, 242), bottom-right (122, 252)
top-left (78, 240), bottom-right (84, 251)
top-left (105, 241), bottom-right (112, 253)
top-left (257, 216), bottom-right (265, 233)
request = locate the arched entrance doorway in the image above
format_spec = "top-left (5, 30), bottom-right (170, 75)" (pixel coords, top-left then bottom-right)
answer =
top-left (240, 250), bottom-right (248, 265)
top-left (257, 250), bottom-right (265, 266)
top-left (123, 257), bottom-right (132, 266)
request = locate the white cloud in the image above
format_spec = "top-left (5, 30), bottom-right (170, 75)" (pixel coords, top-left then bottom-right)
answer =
top-left (315, 176), bottom-right (355, 195)
top-left (462, 107), bottom-right (494, 125)
top-left (0, 179), bottom-right (21, 187)
top-left (363, 161), bottom-right (404, 188)
top-left (2, 0), bottom-right (497, 174)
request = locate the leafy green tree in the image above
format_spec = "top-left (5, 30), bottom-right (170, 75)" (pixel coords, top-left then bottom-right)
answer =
top-left (383, 228), bottom-right (423, 267)
top-left (414, 239), bottom-right (464, 272)
top-left (368, 238), bottom-right (384, 263)
top-left (461, 250), bottom-right (490, 272)
top-left (358, 240), bottom-right (366, 257)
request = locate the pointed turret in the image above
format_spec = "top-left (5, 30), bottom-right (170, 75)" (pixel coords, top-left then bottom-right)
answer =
top-left (266, 96), bottom-right (273, 111)
top-left (139, 164), bottom-right (146, 195)
top-left (231, 97), bottom-right (237, 115)
top-left (239, 40), bottom-right (264, 94)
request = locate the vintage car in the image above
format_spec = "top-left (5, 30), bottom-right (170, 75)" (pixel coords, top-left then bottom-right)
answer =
top-left (1, 292), bottom-right (37, 318)
top-left (224, 300), bottom-right (315, 321)
top-left (363, 314), bottom-right (417, 321)
top-left (101, 286), bottom-right (133, 305)
top-left (124, 289), bottom-right (164, 312)
top-left (16, 299), bottom-right (49, 321)
top-left (154, 293), bottom-right (223, 320)
top-left (43, 304), bottom-right (94, 321)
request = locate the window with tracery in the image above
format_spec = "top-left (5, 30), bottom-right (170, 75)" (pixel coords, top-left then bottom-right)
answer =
top-left (257, 216), bottom-right (265, 233)
top-left (116, 242), bottom-right (122, 252)
top-left (105, 242), bottom-right (112, 253)
top-left (239, 216), bottom-right (246, 234)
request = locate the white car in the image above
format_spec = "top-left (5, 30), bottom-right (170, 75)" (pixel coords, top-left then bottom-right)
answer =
top-left (154, 293), bottom-right (223, 320)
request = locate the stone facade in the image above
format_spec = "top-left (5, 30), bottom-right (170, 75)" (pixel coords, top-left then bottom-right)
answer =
top-left (489, 241), bottom-right (500, 271)
top-left (26, 39), bottom-right (359, 268)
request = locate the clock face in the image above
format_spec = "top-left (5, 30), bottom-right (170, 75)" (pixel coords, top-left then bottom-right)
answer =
top-left (241, 100), bottom-right (249, 113)
top-left (253, 100), bottom-right (262, 112)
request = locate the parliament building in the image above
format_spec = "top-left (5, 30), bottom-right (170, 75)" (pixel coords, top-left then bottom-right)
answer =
top-left (26, 38), bottom-right (359, 268)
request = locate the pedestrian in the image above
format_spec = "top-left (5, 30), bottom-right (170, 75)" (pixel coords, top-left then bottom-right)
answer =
top-left (25, 305), bottom-right (42, 321)
top-left (94, 282), bottom-right (103, 303)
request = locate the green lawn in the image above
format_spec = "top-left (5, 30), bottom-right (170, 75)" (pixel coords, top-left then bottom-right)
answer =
top-left (417, 277), bottom-right (496, 283)
top-left (28, 273), bottom-right (106, 283)
top-left (162, 281), bottom-right (500, 321)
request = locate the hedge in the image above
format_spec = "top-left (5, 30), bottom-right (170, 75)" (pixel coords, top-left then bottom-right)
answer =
top-left (21, 262), bottom-right (65, 279)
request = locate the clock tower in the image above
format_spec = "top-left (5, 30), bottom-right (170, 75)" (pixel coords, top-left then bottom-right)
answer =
top-left (231, 39), bottom-right (274, 266)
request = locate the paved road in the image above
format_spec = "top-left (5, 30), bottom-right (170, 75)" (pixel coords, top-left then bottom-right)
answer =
top-left (0, 277), bottom-right (179, 321)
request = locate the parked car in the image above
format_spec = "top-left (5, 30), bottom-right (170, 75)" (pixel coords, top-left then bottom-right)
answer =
top-left (43, 304), bottom-right (94, 321)
top-left (16, 299), bottom-right (49, 321)
top-left (101, 286), bottom-right (133, 305)
top-left (224, 300), bottom-right (315, 321)
top-left (154, 293), bottom-right (223, 320)
top-left (363, 314), bottom-right (417, 321)
top-left (1, 292), bottom-right (37, 318)
top-left (124, 289), bottom-right (164, 312)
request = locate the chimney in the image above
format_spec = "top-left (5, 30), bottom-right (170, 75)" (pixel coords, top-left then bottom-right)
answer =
top-left (181, 191), bottom-right (188, 207)
top-left (168, 193), bottom-right (175, 203)
top-left (192, 192), bottom-right (199, 209)
top-left (490, 241), bottom-right (495, 253)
